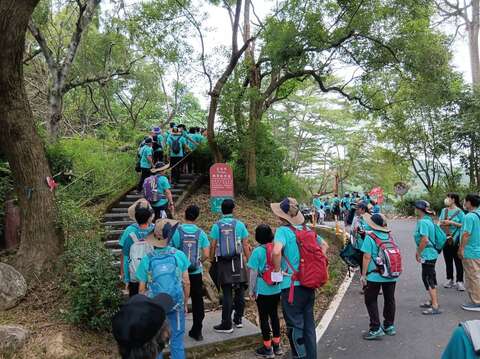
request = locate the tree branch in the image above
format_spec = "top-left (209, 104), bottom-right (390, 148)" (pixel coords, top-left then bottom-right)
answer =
top-left (28, 20), bottom-right (57, 72)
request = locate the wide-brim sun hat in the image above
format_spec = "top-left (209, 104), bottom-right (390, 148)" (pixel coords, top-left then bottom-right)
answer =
top-left (270, 197), bottom-right (305, 226)
top-left (127, 198), bottom-right (153, 221)
top-left (414, 200), bottom-right (435, 215)
top-left (362, 213), bottom-right (390, 233)
top-left (151, 161), bottom-right (170, 174)
top-left (146, 218), bottom-right (180, 247)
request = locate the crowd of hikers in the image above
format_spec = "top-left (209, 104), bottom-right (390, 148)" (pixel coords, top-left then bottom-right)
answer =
top-left (111, 127), bottom-right (480, 359)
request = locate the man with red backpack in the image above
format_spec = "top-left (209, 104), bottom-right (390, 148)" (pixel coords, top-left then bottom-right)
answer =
top-left (360, 213), bottom-right (401, 340)
top-left (271, 197), bottom-right (329, 359)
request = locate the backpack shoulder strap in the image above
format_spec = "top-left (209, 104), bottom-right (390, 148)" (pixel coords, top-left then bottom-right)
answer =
top-left (448, 209), bottom-right (461, 221)
top-left (367, 231), bottom-right (384, 247)
top-left (130, 232), bottom-right (139, 243)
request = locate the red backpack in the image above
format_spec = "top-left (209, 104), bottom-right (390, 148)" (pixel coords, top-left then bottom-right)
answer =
top-left (284, 225), bottom-right (329, 304)
top-left (261, 243), bottom-right (275, 286)
top-left (367, 231), bottom-right (402, 279)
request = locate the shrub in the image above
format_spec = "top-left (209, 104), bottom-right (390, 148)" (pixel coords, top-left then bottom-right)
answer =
top-left (254, 173), bottom-right (307, 202)
top-left (62, 234), bottom-right (122, 331)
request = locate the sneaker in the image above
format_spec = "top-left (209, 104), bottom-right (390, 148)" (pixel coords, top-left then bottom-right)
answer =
top-left (363, 327), bottom-right (385, 340)
top-left (443, 280), bottom-right (454, 288)
top-left (273, 343), bottom-right (284, 356)
top-left (214, 323), bottom-right (234, 333)
top-left (456, 282), bottom-right (465, 291)
top-left (255, 346), bottom-right (274, 358)
top-left (461, 303), bottom-right (480, 312)
top-left (384, 325), bottom-right (397, 336)
top-left (188, 331), bottom-right (204, 341)
top-left (234, 320), bottom-right (243, 328)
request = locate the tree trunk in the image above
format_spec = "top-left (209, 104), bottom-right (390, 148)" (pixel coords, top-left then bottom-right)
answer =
top-left (468, 0), bottom-right (480, 88)
top-left (48, 85), bottom-right (63, 138)
top-left (206, 93), bottom-right (224, 163)
top-left (0, 0), bottom-right (64, 277)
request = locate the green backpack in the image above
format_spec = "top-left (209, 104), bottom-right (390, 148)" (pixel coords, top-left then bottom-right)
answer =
top-left (430, 221), bottom-right (448, 253)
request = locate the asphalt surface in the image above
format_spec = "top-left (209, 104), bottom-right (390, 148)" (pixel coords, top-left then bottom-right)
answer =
top-left (317, 219), bottom-right (480, 359)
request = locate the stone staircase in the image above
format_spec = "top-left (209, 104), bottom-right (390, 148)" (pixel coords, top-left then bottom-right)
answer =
top-left (102, 173), bottom-right (202, 262)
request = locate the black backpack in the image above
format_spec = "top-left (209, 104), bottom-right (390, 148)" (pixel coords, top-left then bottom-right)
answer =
top-left (171, 136), bottom-right (181, 155)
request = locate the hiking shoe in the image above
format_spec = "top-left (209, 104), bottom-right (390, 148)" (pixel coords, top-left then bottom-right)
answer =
top-left (214, 323), bottom-right (234, 333)
top-left (273, 343), bottom-right (284, 356)
top-left (363, 327), bottom-right (385, 340)
top-left (443, 280), bottom-right (454, 288)
top-left (234, 320), bottom-right (243, 328)
top-left (461, 303), bottom-right (480, 312)
top-left (255, 346), bottom-right (274, 358)
top-left (456, 282), bottom-right (465, 291)
top-left (384, 325), bottom-right (397, 336)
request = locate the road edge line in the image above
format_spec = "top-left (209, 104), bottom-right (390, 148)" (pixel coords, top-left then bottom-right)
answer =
top-left (316, 272), bottom-right (354, 343)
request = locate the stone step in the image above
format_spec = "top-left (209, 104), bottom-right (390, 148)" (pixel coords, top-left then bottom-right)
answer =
top-left (106, 229), bottom-right (124, 237)
top-left (104, 220), bottom-right (135, 227)
top-left (116, 195), bottom-right (179, 208)
top-left (104, 213), bottom-right (130, 219)
top-left (111, 208), bottom-right (128, 213)
top-left (105, 239), bottom-right (120, 249)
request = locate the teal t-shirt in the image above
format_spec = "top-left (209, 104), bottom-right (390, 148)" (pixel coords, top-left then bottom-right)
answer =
top-left (324, 201), bottom-right (331, 210)
top-left (352, 216), bottom-right (370, 250)
top-left (274, 225), bottom-right (325, 290)
top-left (119, 223), bottom-right (155, 283)
top-left (441, 325), bottom-right (479, 359)
top-left (414, 215), bottom-right (438, 261)
top-left (209, 215), bottom-right (249, 242)
top-left (247, 245), bottom-right (281, 296)
top-left (193, 133), bottom-right (205, 144)
top-left (184, 133), bottom-right (199, 150)
top-left (360, 230), bottom-right (399, 283)
top-left (171, 223), bottom-right (210, 275)
top-left (167, 134), bottom-right (188, 157)
top-left (439, 208), bottom-right (465, 243)
top-left (135, 246), bottom-right (190, 283)
top-left (154, 134), bottom-right (164, 152)
top-left (341, 197), bottom-right (351, 210)
top-left (313, 198), bottom-right (322, 211)
top-left (461, 210), bottom-right (480, 259)
top-left (150, 175), bottom-right (171, 208)
top-left (372, 204), bottom-right (381, 214)
top-left (139, 145), bottom-right (153, 169)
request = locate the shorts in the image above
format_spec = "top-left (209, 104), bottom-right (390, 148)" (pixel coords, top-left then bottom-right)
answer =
top-left (421, 260), bottom-right (437, 290)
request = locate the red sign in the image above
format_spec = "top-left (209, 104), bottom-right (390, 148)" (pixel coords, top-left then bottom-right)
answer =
top-left (369, 187), bottom-right (384, 205)
top-left (210, 163), bottom-right (234, 197)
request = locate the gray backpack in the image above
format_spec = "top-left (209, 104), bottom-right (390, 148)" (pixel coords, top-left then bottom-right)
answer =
top-left (128, 233), bottom-right (154, 282)
top-left (178, 226), bottom-right (201, 272)
top-left (216, 220), bottom-right (239, 259)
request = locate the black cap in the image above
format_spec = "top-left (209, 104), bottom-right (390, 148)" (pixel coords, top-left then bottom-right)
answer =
top-left (144, 137), bottom-right (153, 144)
top-left (414, 200), bottom-right (434, 214)
top-left (112, 294), bottom-right (174, 349)
top-left (357, 201), bottom-right (369, 210)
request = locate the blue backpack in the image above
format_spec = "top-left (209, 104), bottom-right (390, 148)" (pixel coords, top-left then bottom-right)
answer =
top-left (216, 220), bottom-right (239, 259)
top-left (148, 249), bottom-right (183, 308)
top-left (426, 217), bottom-right (448, 253)
top-left (178, 226), bottom-right (201, 272)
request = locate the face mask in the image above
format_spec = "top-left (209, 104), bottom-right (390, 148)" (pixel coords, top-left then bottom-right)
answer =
top-left (444, 198), bottom-right (452, 206)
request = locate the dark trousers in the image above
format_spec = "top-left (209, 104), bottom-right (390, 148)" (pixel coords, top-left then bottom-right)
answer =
top-left (170, 156), bottom-right (182, 184)
top-left (137, 168), bottom-right (151, 191)
top-left (189, 273), bottom-right (205, 336)
top-left (153, 205), bottom-right (172, 221)
top-left (221, 284), bottom-right (245, 327)
top-left (364, 281), bottom-right (396, 331)
top-left (256, 294), bottom-right (281, 341)
top-left (281, 287), bottom-right (316, 359)
top-left (128, 282), bottom-right (139, 297)
top-left (153, 150), bottom-right (164, 163)
top-left (443, 242), bottom-right (464, 282)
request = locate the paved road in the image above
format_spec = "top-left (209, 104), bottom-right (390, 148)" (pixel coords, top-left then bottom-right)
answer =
top-left (318, 219), bottom-right (480, 359)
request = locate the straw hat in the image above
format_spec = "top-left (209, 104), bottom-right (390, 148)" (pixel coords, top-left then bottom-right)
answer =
top-left (151, 161), bottom-right (170, 174)
top-left (127, 199), bottom-right (153, 221)
top-left (270, 198), bottom-right (305, 226)
top-left (362, 213), bottom-right (390, 233)
top-left (146, 218), bottom-right (180, 247)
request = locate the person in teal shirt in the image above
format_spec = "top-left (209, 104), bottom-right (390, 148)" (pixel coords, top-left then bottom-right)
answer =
top-left (167, 128), bottom-right (190, 185)
top-left (148, 162), bottom-right (175, 220)
top-left (247, 224), bottom-right (283, 358)
top-left (137, 137), bottom-right (154, 192)
top-left (271, 197), bottom-right (328, 359)
top-left (439, 193), bottom-right (465, 291)
top-left (119, 199), bottom-right (154, 297)
top-left (209, 199), bottom-right (251, 333)
top-left (459, 194), bottom-right (480, 312)
top-left (442, 321), bottom-right (480, 358)
top-left (137, 219), bottom-right (191, 359)
top-left (312, 194), bottom-right (322, 224)
top-left (414, 200), bottom-right (442, 315)
top-left (360, 213), bottom-right (398, 340)
top-left (171, 205), bottom-right (210, 341)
